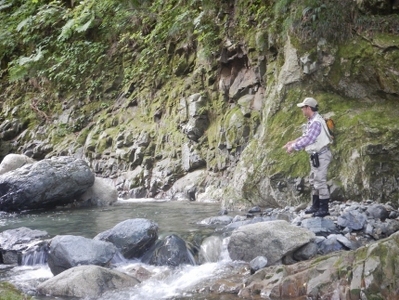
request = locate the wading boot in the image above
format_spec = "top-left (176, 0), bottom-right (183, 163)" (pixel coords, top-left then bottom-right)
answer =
top-left (313, 198), bottom-right (330, 217)
top-left (304, 195), bottom-right (320, 214)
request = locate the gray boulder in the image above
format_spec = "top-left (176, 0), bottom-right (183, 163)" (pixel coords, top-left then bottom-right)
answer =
top-left (0, 227), bottom-right (48, 264)
top-left (94, 218), bottom-right (158, 259)
top-left (0, 153), bottom-right (35, 175)
top-left (47, 235), bottom-right (116, 276)
top-left (366, 204), bottom-right (389, 221)
top-left (78, 176), bottom-right (118, 207)
top-left (37, 265), bottom-right (139, 298)
top-left (227, 220), bottom-right (315, 265)
top-left (337, 209), bottom-right (367, 231)
top-left (0, 156), bottom-right (95, 212)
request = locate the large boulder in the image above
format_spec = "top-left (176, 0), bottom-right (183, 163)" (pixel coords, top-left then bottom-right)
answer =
top-left (0, 227), bottom-right (49, 264)
top-left (227, 220), bottom-right (315, 265)
top-left (0, 153), bottom-right (35, 175)
top-left (94, 218), bottom-right (158, 259)
top-left (78, 176), bottom-right (118, 207)
top-left (37, 265), bottom-right (139, 298)
top-left (47, 235), bottom-right (116, 276)
top-left (0, 156), bottom-right (95, 212)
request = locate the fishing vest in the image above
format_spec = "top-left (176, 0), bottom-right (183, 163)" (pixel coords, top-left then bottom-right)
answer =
top-left (305, 113), bottom-right (333, 154)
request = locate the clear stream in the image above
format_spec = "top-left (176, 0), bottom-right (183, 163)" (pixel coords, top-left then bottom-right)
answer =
top-left (0, 199), bottom-right (246, 300)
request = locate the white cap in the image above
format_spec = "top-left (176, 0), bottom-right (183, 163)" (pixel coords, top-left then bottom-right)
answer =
top-left (297, 97), bottom-right (318, 108)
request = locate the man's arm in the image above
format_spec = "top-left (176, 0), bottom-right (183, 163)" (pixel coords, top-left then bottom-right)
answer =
top-left (293, 121), bottom-right (321, 151)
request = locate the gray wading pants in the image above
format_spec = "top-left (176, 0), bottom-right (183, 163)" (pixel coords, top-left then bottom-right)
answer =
top-left (309, 149), bottom-right (332, 200)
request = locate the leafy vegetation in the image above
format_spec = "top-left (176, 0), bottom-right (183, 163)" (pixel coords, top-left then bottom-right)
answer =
top-left (1, 0), bottom-right (397, 103)
top-left (0, 0), bottom-right (226, 100)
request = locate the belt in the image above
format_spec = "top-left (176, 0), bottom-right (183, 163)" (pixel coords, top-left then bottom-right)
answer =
top-left (317, 147), bottom-right (329, 155)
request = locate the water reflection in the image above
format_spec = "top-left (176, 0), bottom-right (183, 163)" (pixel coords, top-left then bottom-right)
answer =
top-left (0, 199), bottom-right (221, 238)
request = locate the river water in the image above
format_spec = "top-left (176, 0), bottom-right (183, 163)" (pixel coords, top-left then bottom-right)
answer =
top-left (0, 199), bottom-right (247, 300)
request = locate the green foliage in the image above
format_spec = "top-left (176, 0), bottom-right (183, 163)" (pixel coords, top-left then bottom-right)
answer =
top-left (274, 0), bottom-right (294, 14)
top-left (1, 0), bottom-right (131, 95)
top-left (1, 0), bottom-right (228, 97)
top-left (355, 14), bottom-right (399, 37)
top-left (289, 0), bottom-right (356, 43)
top-left (287, 0), bottom-right (399, 43)
top-left (120, 0), bottom-right (222, 88)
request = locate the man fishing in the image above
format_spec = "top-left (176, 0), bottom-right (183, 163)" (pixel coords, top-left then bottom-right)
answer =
top-left (283, 97), bottom-right (333, 217)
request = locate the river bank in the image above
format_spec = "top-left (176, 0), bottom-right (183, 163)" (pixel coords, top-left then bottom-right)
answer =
top-left (1, 197), bottom-right (399, 299)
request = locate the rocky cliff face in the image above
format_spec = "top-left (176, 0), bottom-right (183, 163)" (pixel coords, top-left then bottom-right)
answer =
top-left (0, 0), bottom-right (398, 209)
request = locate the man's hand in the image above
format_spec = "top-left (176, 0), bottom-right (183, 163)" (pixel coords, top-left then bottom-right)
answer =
top-left (283, 141), bottom-right (294, 154)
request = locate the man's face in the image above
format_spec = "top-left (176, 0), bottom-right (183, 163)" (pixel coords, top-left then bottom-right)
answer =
top-left (301, 106), bottom-right (312, 118)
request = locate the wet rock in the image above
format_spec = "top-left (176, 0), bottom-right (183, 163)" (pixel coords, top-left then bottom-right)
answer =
top-left (94, 218), bottom-right (158, 259)
top-left (37, 265), bottom-right (139, 298)
top-left (227, 220), bottom-right (315, 265)
top-left (0, 156), bottom-right (95, 212)
top-left (198, 215), bottom-right (233, 226)
top-left (47, 235), bottom-right (116, 276)
top-left (142, 234), bottom-right (195, 267)
top-left (124, 265), bottom-right (153, 282)
top-left (249, 256), bottom-right (268, 274)
top-left (0, 227), bottom-right (49, 265)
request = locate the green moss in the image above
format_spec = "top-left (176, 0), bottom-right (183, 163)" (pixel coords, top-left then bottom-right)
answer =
top-left (0, 282), bottom-right (31, 300)
top-left (75, 127), bottom-right (90, 146)
top-left (310, 253), bottom-right (336, 265)
top-left (350, 289), bottom-right (361, 298)
top-left (275, 267), bottom-right (285, 273)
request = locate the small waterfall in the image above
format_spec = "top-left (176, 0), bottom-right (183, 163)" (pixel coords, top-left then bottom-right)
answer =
top-left (198, 235), bottom-right (231, 263)
top-left (1, 200), bottom-right (234, 299)
top-left (98, 236), bottom-right (234, 300)
top-left (198, 235), bottom-right (224, 263)
top-left (186, 247), bottom-right (197, 266)
top-left (20, 241), bottom-right (49, 266)
top-left (111, 250), bottom-right (131, 265)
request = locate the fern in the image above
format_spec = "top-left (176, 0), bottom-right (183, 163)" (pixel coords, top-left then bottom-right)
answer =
top-left (58, 19), bottom-right (75, 41)
top-left (18, 47), bottom-right (45, 65)
top-left (16, 16), bottom-right (33, 32)
top-left (0, 0), bottom-right (12, 11)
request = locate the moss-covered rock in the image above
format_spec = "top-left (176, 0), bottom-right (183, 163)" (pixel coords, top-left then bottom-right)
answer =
top-left (1, 0), bottom-right (399, 209)
top-left (0, 282), bottom-right (31, 300)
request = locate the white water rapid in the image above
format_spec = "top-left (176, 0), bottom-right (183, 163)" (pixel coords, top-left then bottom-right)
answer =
top-left (0, 200), bottom-right (246, 300)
